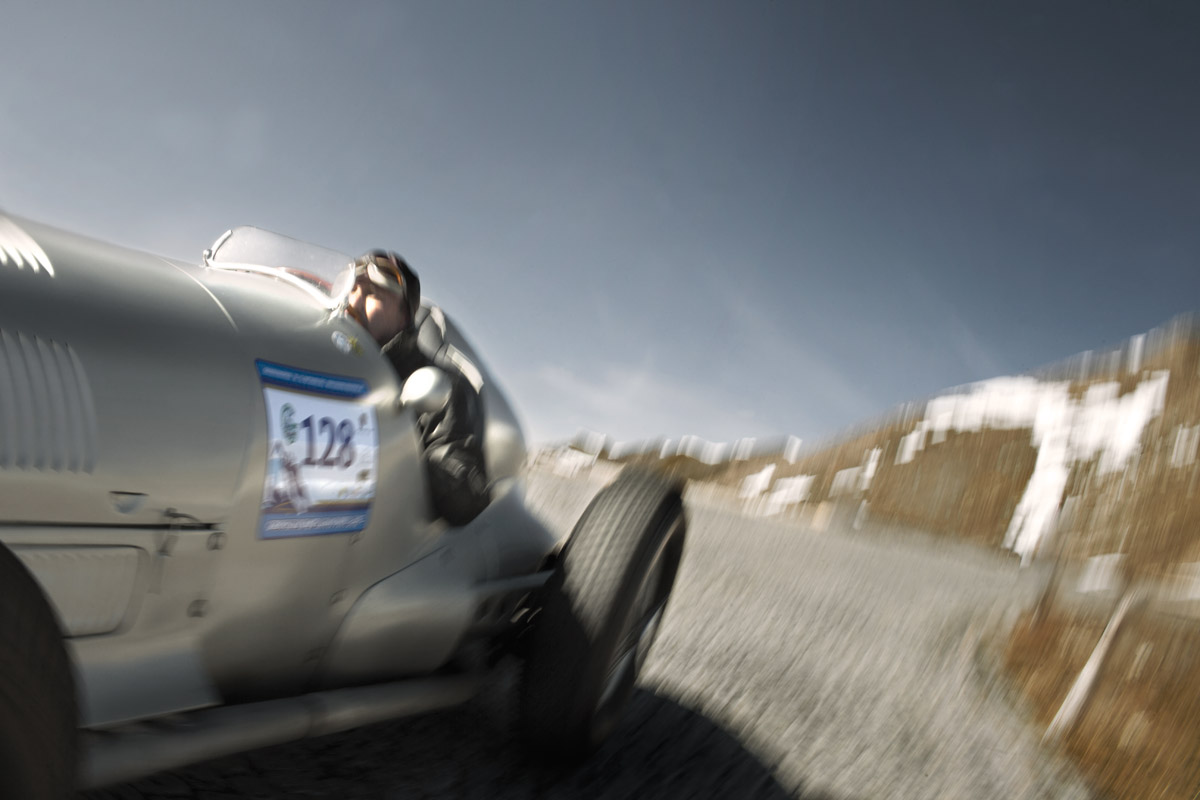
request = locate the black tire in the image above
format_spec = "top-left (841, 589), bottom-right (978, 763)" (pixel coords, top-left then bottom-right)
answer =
top-left (0, 545), bottom-right (77, 799)
top-left (519, 468), bottom-right (686, 762)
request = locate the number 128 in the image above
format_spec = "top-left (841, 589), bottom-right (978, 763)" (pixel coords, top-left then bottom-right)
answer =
top-left (298, 416), bottom-right (355, 467)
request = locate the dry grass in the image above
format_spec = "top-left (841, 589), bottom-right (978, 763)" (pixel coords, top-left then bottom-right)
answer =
top-left (868, 428), bottom-right (1037, 548)
top-left (1004, 608), bottom-right (1200, 799)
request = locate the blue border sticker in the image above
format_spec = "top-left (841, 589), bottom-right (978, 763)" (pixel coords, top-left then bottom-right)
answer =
top-left (256, 359), bottom-right (368, 398)
top-left (257, 361), bottom-right (378, 538)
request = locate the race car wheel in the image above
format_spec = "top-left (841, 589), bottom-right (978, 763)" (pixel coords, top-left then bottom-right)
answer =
top-left (0, 545), bottom-right (77, 799)
top-left (519, 468), bottom-right (686, 762)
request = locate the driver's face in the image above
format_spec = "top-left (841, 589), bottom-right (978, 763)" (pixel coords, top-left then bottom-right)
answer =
top-left (347, 277), bottom-right (409, 344)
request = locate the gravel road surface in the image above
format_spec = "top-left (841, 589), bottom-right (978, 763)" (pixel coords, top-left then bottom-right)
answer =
top-left (81, 468), bottom-right (1093, 799)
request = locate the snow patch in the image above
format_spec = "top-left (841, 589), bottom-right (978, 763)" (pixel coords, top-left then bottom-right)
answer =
top-left (830, 466), bottom-right (862, 497)
top-left (859, 447), bottom-right (881, 492)
top-left (1128, 333), bottom-right (1145, 374)
top-left (897, 371), bottom-right (1170, 562)
top-left (553, 448), bottom-right (597, 477)
top-left (1078, 553), bottom-right (1125, 594)
top-left (762, 475), bottom-right (815, 516)
top-left (739, 464), bottom-right (776, 499)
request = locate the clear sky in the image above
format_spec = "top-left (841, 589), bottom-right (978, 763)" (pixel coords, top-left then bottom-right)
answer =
top-left (3, 1), bottom-right (1199, 447)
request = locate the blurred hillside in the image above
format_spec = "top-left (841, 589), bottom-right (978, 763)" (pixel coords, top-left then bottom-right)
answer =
top-left (552, 313), bottom-right (1200, 582)
top-left (535, 312), bottom-right (1200, 799)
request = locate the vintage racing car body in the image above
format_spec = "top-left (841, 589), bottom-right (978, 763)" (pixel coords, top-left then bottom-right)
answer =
top-left (0, 214), bottom-right (686, 797)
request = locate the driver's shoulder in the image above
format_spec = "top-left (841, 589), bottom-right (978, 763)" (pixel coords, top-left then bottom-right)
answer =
top-left (415, 304), bottom-right (484, 395)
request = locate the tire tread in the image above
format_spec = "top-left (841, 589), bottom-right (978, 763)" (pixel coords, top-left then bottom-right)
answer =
top-left (0, 546), bottom-right (77, 799)
top-left (519, 468), bottom-right (685, 760)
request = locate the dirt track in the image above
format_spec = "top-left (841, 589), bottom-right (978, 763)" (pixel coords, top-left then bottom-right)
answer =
top-left (81, 468), bottom-right (1094, 799)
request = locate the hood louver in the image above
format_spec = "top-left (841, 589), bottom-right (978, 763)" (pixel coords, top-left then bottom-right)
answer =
top-left (0, 330), bottom-right (96, 472)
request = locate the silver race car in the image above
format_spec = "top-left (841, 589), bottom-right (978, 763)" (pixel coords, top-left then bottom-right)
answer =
top-left (0, 213), bottom-right (686, 798)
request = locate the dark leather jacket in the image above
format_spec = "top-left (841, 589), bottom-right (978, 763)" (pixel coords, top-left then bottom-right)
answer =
top-left (380, 316), bottom-right (490, 526)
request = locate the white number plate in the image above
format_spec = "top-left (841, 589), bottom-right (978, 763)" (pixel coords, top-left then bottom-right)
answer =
top-left (256, 360), bottom-right (379, 538)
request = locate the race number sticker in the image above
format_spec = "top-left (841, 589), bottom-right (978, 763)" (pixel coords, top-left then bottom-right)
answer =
top-left (256, 360), bottom-right (379, 538)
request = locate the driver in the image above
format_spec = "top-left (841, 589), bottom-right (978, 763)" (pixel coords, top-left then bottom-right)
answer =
top-left (344, 250), bottom-right (490, 526)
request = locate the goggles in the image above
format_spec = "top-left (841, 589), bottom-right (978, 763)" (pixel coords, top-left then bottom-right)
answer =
top-left (353, 251), bottom-right (407, 298)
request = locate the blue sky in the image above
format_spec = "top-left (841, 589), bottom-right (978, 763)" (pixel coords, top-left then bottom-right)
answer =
top-left (4, 1), bottom-right (1200, 446)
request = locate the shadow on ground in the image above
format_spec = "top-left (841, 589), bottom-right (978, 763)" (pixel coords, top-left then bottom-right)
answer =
top-left (81, 684), bottom-right (840, 799)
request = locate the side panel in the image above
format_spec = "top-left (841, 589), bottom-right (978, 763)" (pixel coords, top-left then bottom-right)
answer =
top-left (10, 546), bottom-right (144, 637)
top-left (187, 269), bottom-right (440, 700)
top-left (0, 216), bottom-right (255, 527)
top-left (0, 527), bottom-right (222, 728)
top-left (319, 483), bottom-right (559, 685)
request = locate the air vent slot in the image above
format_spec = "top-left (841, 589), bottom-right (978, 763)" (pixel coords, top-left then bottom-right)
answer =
top-left (0, 330), bottom-right (97, 472)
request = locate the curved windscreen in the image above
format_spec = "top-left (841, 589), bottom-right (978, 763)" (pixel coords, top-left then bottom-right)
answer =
top-left (205, 227), bottom-right (356, 307)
